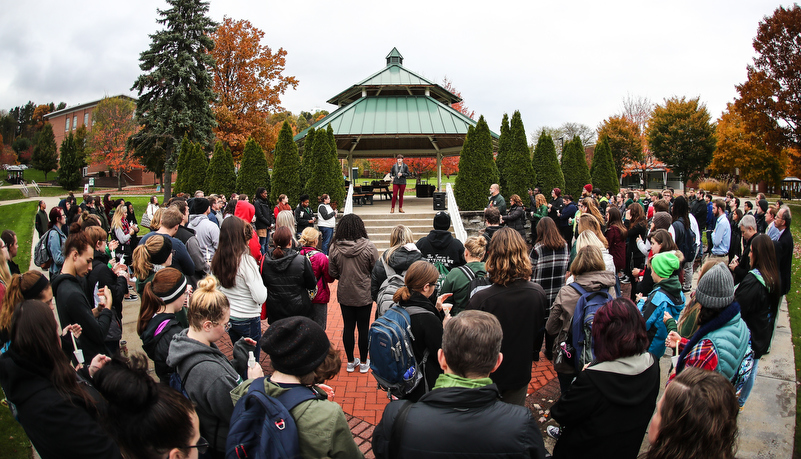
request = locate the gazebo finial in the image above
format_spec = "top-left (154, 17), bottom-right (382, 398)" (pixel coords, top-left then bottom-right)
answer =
top-left (386, 47), bottom-right (403, 66)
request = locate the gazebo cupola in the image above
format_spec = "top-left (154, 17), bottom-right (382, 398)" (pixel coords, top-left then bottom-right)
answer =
top-left (295, 48), bottom-right (497, 188)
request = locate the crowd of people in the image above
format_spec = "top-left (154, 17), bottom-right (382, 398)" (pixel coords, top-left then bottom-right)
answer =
top-left (0, 175), bottom-right (793, 458)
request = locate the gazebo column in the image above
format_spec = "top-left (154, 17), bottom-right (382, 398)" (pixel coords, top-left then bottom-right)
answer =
top-left (429, 136), bottom-right (441, 190)
top-left (348, 137), bottom-right (360, 182)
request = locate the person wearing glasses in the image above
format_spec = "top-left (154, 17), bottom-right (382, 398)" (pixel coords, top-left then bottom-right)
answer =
top-left (95, 353), bottom-right (205, 459)
top-left (167, 275), bottom-right (262, 458)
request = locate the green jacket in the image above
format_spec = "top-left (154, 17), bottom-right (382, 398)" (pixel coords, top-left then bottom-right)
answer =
top-left (440, 261), bottom-right (486, 315)
top-left (231, 379), bottom-right (364, 459)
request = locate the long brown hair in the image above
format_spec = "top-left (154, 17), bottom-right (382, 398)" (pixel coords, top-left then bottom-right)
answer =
top-left (626, 202), bottom-right (645, 228)
top-left (486, 227), bottom-right (532, 286)
top-left (132, 235), bottom-right (169, 279)
top-left (212, 216), bottom-right (249, 289)
top-left (9, 300), bottom-right (97, 411)
top-left (535, 217), bottom-right (566, 251)
top-left (577, 214), bottom-right (608, 248)
top-left (271, 226), bottom-right (293, 259)
top-left (137, 268), bottom-right (185, 335)
top-left (393, 261), bottom-right (439, 303)
top-left (581, 197), bottom-right (604, 227)
top-left (1, 271), bottom-right (50, 331)
top-left (649, 229), bottom-right (678, 253)
top-left (606, 206), bottom-right (627, 237)
top-left (749, 234), bottom-right (781, 308)
top-left (570, 245), bottom-right (605, 275)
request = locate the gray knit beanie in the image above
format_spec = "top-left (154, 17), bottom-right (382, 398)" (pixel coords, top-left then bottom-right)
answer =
top-left (695, 262), bottom-right (735, 309)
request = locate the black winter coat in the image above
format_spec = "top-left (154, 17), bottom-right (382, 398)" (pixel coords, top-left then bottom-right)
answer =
top-left (397, 291), bottom-right (444, 402)
top-left (52, 273), bottom-right (113, 364)
top-left (85, 250), bottom-right (128, 323)
top-left (415, 230), bottom-right (465, 272)
top-left (261, 248), bottom-right (317, 323)
top-left (373, 384), bottom-right (546, 459)
top-left (0, 349), bottom-right (122, 459)
top-left (735, 271), bottom-right (776, 358)
top-left (505, 204), bottom-right (527, 240)
top-left (254, 197), bottom-right (273, 230)
top-left (732, 234), bottom-right (753, 285)
top-left (370, 246), bottom-right (422, 301)
top-left (140, 312), bottom-right (185, 381)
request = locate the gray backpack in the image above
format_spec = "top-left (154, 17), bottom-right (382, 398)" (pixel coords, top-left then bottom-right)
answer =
top-left (375, 257), bottom-right (406, 317)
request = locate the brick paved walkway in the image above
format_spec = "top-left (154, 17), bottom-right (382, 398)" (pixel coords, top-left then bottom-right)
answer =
top-left (220, 280), bottom-right (558, 458)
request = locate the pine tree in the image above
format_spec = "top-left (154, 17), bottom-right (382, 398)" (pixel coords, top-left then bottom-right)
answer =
top-left (58, 133), bottom-right (83, 190)
top-left (504, 111), bottom-right (536, 201)
top-left (454, 116), bottom-right (498, 210)
top-left (186, 143), bottom-right (207, 195)
top-left (32, 123), bottom-right (58, 180)
top-left (299, 128), bottom-right (316, 195)
top-left (561, 136), bottom-right (591, 198)
top-left (206, 142), bottom-right (236, 196)
top-left (236, 137), bottom-right (270, 197)
top-left (590, 135), bottom-right (620, 195)
top-left (532, 129), bottom-right (565, 194)
top-left (174, 135), bottom-right (192, 194)
top-left (270, 121), bottom-right (302, 207)
top-left (128, 0), bottom-right (217, 200)
top-left (495, 114), bottom-right (511, 193)
top-left (304, 127), bottom-right (328, 203)
top-left (325, 125), bottom-right (345, 208)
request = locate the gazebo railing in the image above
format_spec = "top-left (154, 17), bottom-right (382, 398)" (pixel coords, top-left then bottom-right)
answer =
top-left (344, 183), bottom-right (354, 215)
top-left (446, 183), bottom-right (466, 242)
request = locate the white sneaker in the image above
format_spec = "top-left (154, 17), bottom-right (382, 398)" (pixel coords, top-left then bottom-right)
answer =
top-left (346, 358), bottom-right (360, 372)
top-left (360, 359), bottom-right (370, 373)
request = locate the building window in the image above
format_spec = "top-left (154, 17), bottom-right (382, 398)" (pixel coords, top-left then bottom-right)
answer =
top-left (66, 117), bottom-right (70, 132)
top-left (72, 115), bottom-right (77, 130)
top-left (84, 113), bottom-right (88, 126)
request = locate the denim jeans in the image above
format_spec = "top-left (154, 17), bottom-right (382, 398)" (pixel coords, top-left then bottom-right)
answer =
top-left (320, 227), bottom-right (333, 255)
top-left (227, 316), bottom-right (262, 362)
top-left (259, 235), bottom-right (269, 255)
top-left (738, 358), bottom-right (759, 407)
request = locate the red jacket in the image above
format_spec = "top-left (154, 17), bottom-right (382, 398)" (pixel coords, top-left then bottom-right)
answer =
top-left (299, 246), bottom-right (334, 304)
top-left (235, 201), bottom-right (262, 262)
top-left (274, 203), bottom-right (292, 222)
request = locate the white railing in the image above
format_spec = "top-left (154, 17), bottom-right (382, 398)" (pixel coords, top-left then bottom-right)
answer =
top-left (446, 183), bottom-right (466, 242)
top-left (20, 182), bottom-right (29, 198)
top-left (31, 180), bottom-right (40, 195)
top-left (344, 183), bottom-right (354, 215)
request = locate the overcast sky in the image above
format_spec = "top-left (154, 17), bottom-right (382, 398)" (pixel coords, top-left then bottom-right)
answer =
top-left (0, 0), bottom-right (788, 139)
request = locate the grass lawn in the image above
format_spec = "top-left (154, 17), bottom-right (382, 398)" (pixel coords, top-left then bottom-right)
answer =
top-left (0, 388), bottom-right (30, 459)
top-left (0, 201), bottom-right (37, 271)
top-left (783, 203), bottom-right (801, 458)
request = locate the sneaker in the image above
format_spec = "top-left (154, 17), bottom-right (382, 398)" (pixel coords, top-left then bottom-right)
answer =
top-left (360, 359), bottom-right (370, 373)
top-left (546, 425), bottom-right (562, 440)
top-left (125, 294), bottom-right (138, 301)
top-left (619, 275), bottom-right (631, 284)
top-left (346, 358), bottom-right (360, 373)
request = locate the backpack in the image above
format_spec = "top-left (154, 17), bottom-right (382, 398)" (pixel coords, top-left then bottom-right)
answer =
top-left (455, 265), bottom-right (491, 300)
top-left (34, 229), bottom-right (57, 269)
top-left (433, 260), bottom-right (450, 292)
top-left (226, 378), bottom-right (323, 459)
top-left (672, 218), bottom-right (697, 262)
top-left (302, 250), bottom-right (320, 300)
top-left (569, 283), bottom-right (614, 372)
top-left (375, 256), bottom-right (406, 317)
top-left (640, 287), bottom-right (683, 346)
top-left (368, 304), bottom-right (435, 399)
top-left (169, 361), bottom-right (201, 400)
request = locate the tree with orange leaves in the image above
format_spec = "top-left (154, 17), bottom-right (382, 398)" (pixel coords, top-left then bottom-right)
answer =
top-left (442, 77), bottom-right (475, 120)
top-left (209, 17), bottom-right (299, 160)
top-left (87, 97), bottom-right (143, 190)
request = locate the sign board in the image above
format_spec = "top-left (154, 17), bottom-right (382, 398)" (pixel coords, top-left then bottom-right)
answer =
top-left (89, 178), bottom-right (95, 186)
top-left (83, 184), bottom-right (89, 194)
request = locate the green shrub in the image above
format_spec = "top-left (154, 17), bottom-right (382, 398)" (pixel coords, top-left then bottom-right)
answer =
top-left (206, 142), bottom-right (236, 196)
top-left (271, 121), bottom-right (302, 207)
top-left (236, 137), bottom-right (270, 197)
top-left (736, 184), bottom-right (751, 197)
top-left (454, 116), bottom-right (498, 211)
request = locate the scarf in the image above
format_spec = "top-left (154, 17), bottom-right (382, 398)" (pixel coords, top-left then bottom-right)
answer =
top-left (676, 302), bottom-right (740, 374)
top-left (432, 373), bottom-right (493, 390)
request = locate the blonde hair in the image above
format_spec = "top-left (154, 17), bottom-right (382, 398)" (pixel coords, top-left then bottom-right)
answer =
top-left (574, 230), bottom-right (606, 254)
top-left (276, 210), bottom-right (297, 244)
top-left (384, 225), bottom-right (415, 262)
top-left (510, 194), bottom-right (523, 206)
top-left (577, 214), bottom-right (608, 248)
top-left (110, 203), bottom-right (127, 231)
top-left (535, 193), bottom-right (547, 207)
top-left (570, 245), bottom-right (606, 275)
top-left (150, 208), bottom-right (164, 231)
top-left (299, 227), bottom-right (321, 248)
top-left (393, 261), bottom-right (439, 303)
top-left (464, 236), bottom-right (487, 260)
top-left (0, 246), bottom-right (11, 287)
top-left (132, 235), bottom-right (167, 279)
top-left (187, 275), bottom-right (229, 330)
top-left (486, 227), bottom-right (532, 286)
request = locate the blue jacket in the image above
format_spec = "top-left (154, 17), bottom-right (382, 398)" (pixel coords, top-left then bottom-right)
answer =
top-left (706, 202), bottom-right (716, 229)
top-left (47, 226), bottom-right (66, 275)
top-left (638, 284), bottom-right (685, 357)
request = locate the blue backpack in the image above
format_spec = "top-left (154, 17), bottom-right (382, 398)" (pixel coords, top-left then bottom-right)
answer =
top-left (368, 305), bottom-right (435, 399)
top-left (226, 377), bottom-right (322, 459)
top-left (570, 283), bottom-right (613, 372)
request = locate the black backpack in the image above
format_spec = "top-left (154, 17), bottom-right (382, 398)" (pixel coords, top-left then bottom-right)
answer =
top-left (672, 218), bottom-right (697, 262)
top-left (456, 265), bottom-right (491, 299)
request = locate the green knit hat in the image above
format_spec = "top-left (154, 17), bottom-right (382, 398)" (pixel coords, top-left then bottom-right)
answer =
top-left (651, 251), bottom-right (680, 278)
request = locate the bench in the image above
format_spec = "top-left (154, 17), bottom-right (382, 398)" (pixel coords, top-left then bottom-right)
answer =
top-left (352, 193), bottom-right (374, 206)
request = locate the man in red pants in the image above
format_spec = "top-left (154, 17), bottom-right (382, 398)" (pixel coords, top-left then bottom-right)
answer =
top-left (390, 155), bottom-right (410, 213)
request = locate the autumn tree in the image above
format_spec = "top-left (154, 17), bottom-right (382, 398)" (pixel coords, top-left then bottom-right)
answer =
top-left (647, 96), bottom-right (716, 183)
top-left (495, 114), bottom-right (511, 192)
top-left (210, 17), bottom-right (299, 159)
top-left (237, 137), bottom-right (270, 197)
top-left (58, 133), bottom-right (83, 190)
top-left (442, 77), bottom-right (475, 119)
top-left (270, 121), bottom-right (302, 207)
top-left (87, 97), bottom-right (143, 190)
top-left (590, 136), bottom-right (620, 194)
top-left (504, 111), bottom-right (536, 200)
top-left (454, 116), bottom-right (498, 210)
top-left (32, 123), bottom-right (58, 179)
top-left (532, 129), bottom-right (564, 194)
top-left (597, 115), bottom-right (642, 176)
top-left (442, 156), bottom-right (459, 177)
top-left (710, 103), bottom-right (785, 186)
top-left (206, 142), bottom-right (236, 196)
top-left (129, 0), bottom-right (217, 200)
top-left (174, 135), bottom-right (192, 194)
top-left (561, 136), bottom-right (591, 198)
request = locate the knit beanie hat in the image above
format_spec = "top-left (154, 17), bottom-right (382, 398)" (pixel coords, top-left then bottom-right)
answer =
top-left (695, 262), bottom-right (735, 310)
top-left (651, 251), bottom-right (680, 279)
top-left (261, 317), bottom-right (330, 376)
top-left (759, 199), bottom-right (769, 212)
top-left (583, 184), bottom-right (593, 194)
top-left (193, 198), bottom-right (210, 215)
top-left (433, 211), bottom-right (451, 231)
top-left (652, 212), bottom-right (672, 230)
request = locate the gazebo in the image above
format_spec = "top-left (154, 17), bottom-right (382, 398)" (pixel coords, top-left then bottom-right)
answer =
top-left (294, 48), bottom-right (498, 190)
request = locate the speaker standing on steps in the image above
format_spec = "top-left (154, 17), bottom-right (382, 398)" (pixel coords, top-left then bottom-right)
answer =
top-left (433, 192), bottom-right (446, 210)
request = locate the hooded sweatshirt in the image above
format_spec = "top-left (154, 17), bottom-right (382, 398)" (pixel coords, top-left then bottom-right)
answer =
top-left (140, 312), bottom-right (185, 382)
top-left (234, 200), bottom-right (262, 261)
top-left (329, 237), bottom-right (378, 306)
top-left (416, 230), bottom-right (466, 271)
top-left (166, 329), bottom-right (252, 453)
top-left (551, 352), bottom-right (660, 459)
top-left (187, 213), bottom-right (220, 261)
top-left (370, 244), bottom-right (422, 301)
top-left (261, 247), bottom-right (317, 323)
top-left (638, 276), bottom-right (685, 357)
top-left (52, 273), bottom-right (113, 364)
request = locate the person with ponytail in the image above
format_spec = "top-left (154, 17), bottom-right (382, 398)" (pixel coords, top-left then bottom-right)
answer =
top-left (167, 275), bottom-right (263, 457)
top-left (94, 354), bottom-right (202, 459)
top-left (138, 268), bottom-right (189, 382)
top-left (52, 224), bottom-right (115, 364)
top-left (393, 260), bottom-right (453, 402)
top-left (132, 234), bottom-right (173, 295)
top-left (83, 226), bottom-right (129, 355)
top-left (0, 300), bottom-right (121, 459)
top-left (261, 226), bottom-right (316, 324)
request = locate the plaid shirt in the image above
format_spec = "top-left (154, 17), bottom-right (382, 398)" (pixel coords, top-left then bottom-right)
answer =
top-left (669, 338), bottom-right (718, 383)
top-left (531, 243), bottom-right (570, 305)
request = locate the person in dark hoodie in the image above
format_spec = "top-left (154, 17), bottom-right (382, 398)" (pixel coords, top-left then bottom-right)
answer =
top-left (137, 268), bottom-right (189, 382)
top-left (0, 300), bottom-right (121, 459)
top-left (261, 226), bottom-right (317, 323)
top-left (83, 226), bottom-right (129, 355)
top-left (328, 214), bottom-right (379, 373)
top-left (372, 224), bottom-right (423, 303)
top-left (52, 224), bottom-right (115, 365)
top-left (254, 186), bottom-right (273, 254)
top-left (416, 211), bottom-right (466, 272)
top-left (167, 275), bottom-right (262, 457)
top-left (482, 207), bottom-right (502, 245)
top-left (549, 298), bottom-right (660, 458)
